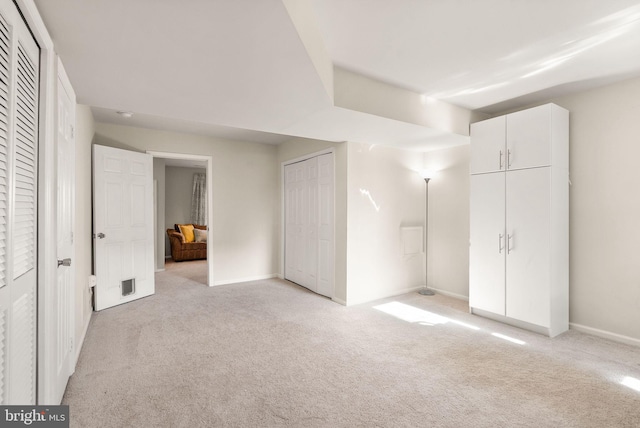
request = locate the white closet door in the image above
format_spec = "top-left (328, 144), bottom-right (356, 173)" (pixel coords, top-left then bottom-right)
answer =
top-left (284, 163), bottom-right (297, 283)
top-left (284, 154), bottom-right (334, 298)
top-left (469, 173), bottom-right (506, 316)
top-left (506, 167), bottom-right (551, 327)
top-left (286, 160), bottom-right (308, 288)
top-left (0, 0), bottom-right (39, 404)
top-left (316, 153), bottom-right (334, 298)
top-left (305, 157), bottom-right (318, 292)
top-left (293, 161), bottom-right (306, 286)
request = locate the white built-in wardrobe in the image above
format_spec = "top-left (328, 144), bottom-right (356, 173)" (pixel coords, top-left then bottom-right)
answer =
top-left (284, 153), bottom-right (334, 298)
top-left (469, 103), bottom-right (569, 337)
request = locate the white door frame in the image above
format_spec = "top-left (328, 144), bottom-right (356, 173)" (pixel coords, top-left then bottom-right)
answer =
top-left (280, 148), bottom-right (335, 297)
top-left (13, 0), bottom-right (61, 404)
top-left (147, 151), bottom-right (214, 286)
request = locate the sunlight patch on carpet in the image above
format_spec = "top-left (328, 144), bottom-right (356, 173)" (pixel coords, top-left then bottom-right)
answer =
top-left (373, 301), bottom-right (479, 330)
top-left (621, 376), bottom-right (640, 392)
top-left (491, 332), bottom-right (526, 345)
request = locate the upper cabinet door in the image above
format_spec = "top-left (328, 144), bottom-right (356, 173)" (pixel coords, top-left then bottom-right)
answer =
top-left (506, 104), bottom-right (552, 170)
top-left (470, 115), bottom-right (506, 174)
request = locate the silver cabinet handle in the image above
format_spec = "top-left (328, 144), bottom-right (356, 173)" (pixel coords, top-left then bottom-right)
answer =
top-left (499, 150), bottom-right (504, 169)
top-left (507, 149), bottom-right (512, 168)
top-left (97, 233), bottom-right (106, 239)
top-left (507, 233), bottom-right (514, 254)
top-left (499, 233), bottom-right (504, 253)
top-left (57, 258), bottom-right (71, 267)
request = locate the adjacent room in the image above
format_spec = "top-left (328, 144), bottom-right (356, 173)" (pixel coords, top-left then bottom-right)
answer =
top-left (1, 0), bottom-right (639, 426)
top-left (154, 156), bottom-right (209, 284)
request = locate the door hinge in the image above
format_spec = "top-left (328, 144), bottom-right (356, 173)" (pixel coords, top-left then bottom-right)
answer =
top-left (69, 338), bottom-right (74, 352)
top-left (70, 125), bottom-right (75, 139)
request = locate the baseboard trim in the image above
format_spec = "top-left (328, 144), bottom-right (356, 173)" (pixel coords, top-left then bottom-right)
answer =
top-left (332, 297), bottom-right (346, 306)
top-left (471, 307), bottom-right (553, 337)
top-left (74, 312), bottom-right (92, 368)
top-left (213, 274), bottom-right (278, 286)
top-left (429, 287), bottom-right (469, 302)
top-left (570, 323), bottom-right (640, 348)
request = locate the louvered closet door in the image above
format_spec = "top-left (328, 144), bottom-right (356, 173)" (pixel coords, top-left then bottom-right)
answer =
top-left (0, 0), bottom-right (39, 405)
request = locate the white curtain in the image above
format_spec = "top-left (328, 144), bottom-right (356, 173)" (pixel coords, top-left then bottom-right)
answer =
top-left (190, 173), bottom-right (207, 225)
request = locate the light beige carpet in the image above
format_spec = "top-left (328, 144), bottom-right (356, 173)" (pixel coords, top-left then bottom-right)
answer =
top-left (64, 261), bottom-right (640, 427)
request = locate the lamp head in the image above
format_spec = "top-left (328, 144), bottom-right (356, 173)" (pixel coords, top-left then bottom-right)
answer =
top-left (419, 169), bottom-right (436, 182)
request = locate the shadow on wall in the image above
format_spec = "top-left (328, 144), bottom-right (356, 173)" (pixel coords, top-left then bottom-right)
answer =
top-left (92, 134), bottom-right (146, 153)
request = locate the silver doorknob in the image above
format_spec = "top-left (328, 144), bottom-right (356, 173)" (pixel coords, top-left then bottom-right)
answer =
top-left (57, 258), bottom-right (72, 267)
top-left (97, 233), bottom-right (106, 239)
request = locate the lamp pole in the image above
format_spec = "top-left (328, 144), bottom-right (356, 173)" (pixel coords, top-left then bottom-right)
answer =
top-left (419, 177), bottom-right (435, 296)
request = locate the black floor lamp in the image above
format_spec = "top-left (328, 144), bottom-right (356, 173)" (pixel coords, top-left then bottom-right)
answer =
top-left (419, 170), bottom-right (435, 296)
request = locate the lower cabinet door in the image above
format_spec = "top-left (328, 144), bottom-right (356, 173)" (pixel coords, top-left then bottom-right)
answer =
top-left (469, 173), bottom-right (506, 315)
top-left (505, 167), bottom-right (551, 327)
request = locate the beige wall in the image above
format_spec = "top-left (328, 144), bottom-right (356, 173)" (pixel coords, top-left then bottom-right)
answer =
top-left (93, 123), bottom-right (280, 285)
top-left (152, 158), bottom-right (165, 269)
top-left (74, 104), bottom-right (95, 348)
top-left (547, 77), bottom-right (640, 342)
top-left (423, 145), bottom-right (471, 300)
top-left (346, 142), bottom-right (425, 305)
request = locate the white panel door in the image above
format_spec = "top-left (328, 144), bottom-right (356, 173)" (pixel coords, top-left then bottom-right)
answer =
top-left (284, 154), bottom-right (334, 298)
top-left (293, 162), bottom-right (306, 286)
top-left (93, 145), bottom-right (154, 311)
top-left (285, 160), bottom-right (308, 288)
top-left (469, 173), bottom-right (506, 316)
top-left (49, 64), bottom-right (75, 403)
top-left (284, 163), bottom-right (297, 282)
top-left (470, 116), bottom-right (506, 175)
top-left (316, 153), bottom-right (334, 298)
top-left (0, 0), bottom-right (39, 404)
top-left (305, 157), bottom-right (318, 292)
top-left (507, 104), bottom-right (552, 170)
top-left (505, 167), bottom-right (551, 327)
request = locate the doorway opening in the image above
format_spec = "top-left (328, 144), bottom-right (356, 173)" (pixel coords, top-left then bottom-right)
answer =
top-left (148, 151), bottom-right (214, 286)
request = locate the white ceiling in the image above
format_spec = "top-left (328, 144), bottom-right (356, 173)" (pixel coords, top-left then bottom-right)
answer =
top-left (312, 0), bottom-right (640, 112)
top-left (34, 0), bottom-right (640, 150)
